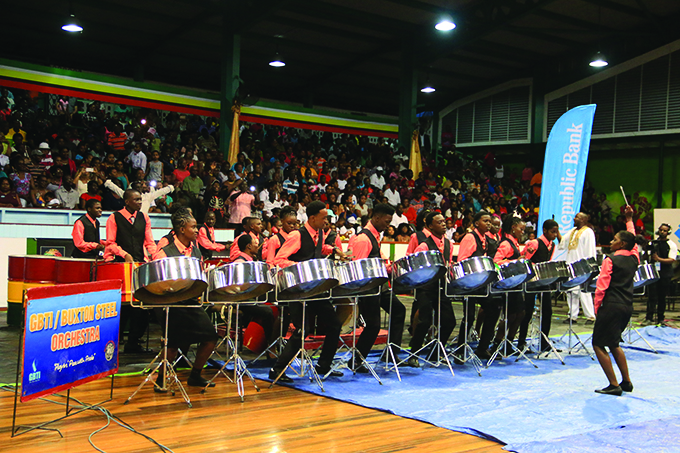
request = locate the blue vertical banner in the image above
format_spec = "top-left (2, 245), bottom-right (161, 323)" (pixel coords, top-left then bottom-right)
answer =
top-left (21, 280), bottom-right (121, 402)
top-left (538, 104), bottom-right (597, 237)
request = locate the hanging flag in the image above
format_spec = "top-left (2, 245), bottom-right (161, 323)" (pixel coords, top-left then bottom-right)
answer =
top-left (538, 104), bottom-right (597, 239)
top-left (409, 129), bottom-right (423, 180)
top-left (227, 101), bottom-right (241, 165)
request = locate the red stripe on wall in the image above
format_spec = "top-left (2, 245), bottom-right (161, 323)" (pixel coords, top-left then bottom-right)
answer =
top-left (240, 114), bottom-right (399, 139)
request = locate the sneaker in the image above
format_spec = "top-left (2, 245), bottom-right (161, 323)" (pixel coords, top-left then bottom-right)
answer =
top-left (619, 381), bottom-right (634, 392)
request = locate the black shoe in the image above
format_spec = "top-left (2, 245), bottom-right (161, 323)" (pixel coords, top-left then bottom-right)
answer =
top-left (315, 365), bottom-right (343, 377)
top-left (475, 349), bottom-right (491, 360)
top-left (517, 342), bottom-right (526, 351)
top-left (154, 375), bottom-right (168, 393)
top-left (585, 318), bottom-right (595, 325)
top-left (187, 373), bottom-right (215, 388)
top-left (562, 318), bottom-right (577, 325)
top-left (452, 353), bottom-right (464, 365)
top-left (269, 368), bottom-right (293, 383)
top-left (353, 364), bottom-right (370, 374)
top-left (619, 381), bottom-right (634, 392)
top-left (406, 356), bottom-right (420, 368)
top-left (595, 384), bottom-right (622, 396)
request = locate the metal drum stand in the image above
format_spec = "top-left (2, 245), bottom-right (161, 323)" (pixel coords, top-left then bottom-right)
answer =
top-left (447, 282), bottom-right (489, 377)
top-left (202, 295), bottom-right (267, 402)
top-left (414, 279), bottom-right (456, 377)
top-left (559, 286), bottom-right (595, 360)
top-left (125, 300), bottom-right (200, 407)
top-left (622, 286), bottom-right (658, 353)
top-left (330, 285), bottom-right (384, 384)
top-left (487, 284), bottom-right (538, 368)
top-left (525, 283), bottom-right (565, 364)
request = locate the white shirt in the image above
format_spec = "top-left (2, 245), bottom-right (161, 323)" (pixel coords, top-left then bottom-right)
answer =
top-left (55, 186), bottom-right (79, 209)
top-left (370, 173), bottom-right (385, 190)
top-left (128, 151), bottom-right (147, 171)
top-left (390, 213), bottom-right (409, 228)
top-left (337, 179), bottom-right (347, 191)
top-left (104, 179), bottom-right (174, 214)
top-left (555, 226), bottom-right (596, 262)
top-left (259, 188), bottom-right (269, 202)
top-left (384, 188), bottom-right (401, 207)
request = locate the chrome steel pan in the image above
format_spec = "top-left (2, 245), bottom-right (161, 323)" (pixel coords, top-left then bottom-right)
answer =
top-left (526, 261), bottom-right (569, 289)
top-left (392, 250), bottom-right (446, 290)
top-left (276, 258), bottom-right (339, 301)
top-left (334, 257), bottom-right (388, 296)
top-left (208, 261), bottom-right (274, 302)
top-left (561, 258), bottom-right (598, 289)
top-left (492, 259), bottom-right (535, 290)
top-left (449, 256), bottom-right (498, 291)
top-left (634, 263), bottom-right (659, 288)
top-left (133, 256), bottom-right (207, 304)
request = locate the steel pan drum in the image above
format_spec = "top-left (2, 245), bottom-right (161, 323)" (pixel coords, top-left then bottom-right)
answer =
top-left (55, 258), bottom-right (94, 284)
top-left (634, 263), bottom-right (659, 288)
top-left (208, 261), bottom-right (274, 302)
top-left (526, 261), bottom-right (569, 289)
top-left (493, 259), bottom-right (535, 290)
top-left (392, 250), bottom-right (446, 290)
top-left (561, 258), bottom-right (598, 289)
top-left (133, 256), bottom-right (207, 304)
top-left (24, 256), bottom-right (56, 283)
top-left (449, 256), bottom-right (497, 291)
top-left (276, 258), bottom-right (338, 300)
top-left (334, 257), bottom-right (388, 296)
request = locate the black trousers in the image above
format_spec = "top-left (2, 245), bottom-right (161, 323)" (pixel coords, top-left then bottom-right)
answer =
top-left (517, 293), bottom-right (539, 347)
top-left (647, 277), bottom-right (671, 323)
top-left (120, 305), bottom-right (149, 345)
top-left (274, 299), bottom-right (341, 371)
top-left (476, 295), bottom-right (502, 352)
top-left (411, 285), bottom-right (456, 352)
top-left (355, 290), bottom-right (406, 360)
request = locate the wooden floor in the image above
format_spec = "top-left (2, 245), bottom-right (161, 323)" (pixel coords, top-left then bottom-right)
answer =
top-left (0, 373), bottom-right (505, 453)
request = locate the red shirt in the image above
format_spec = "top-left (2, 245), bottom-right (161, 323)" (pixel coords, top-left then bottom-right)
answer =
top-left (414, 234), bottom-right (454, 264)
top-left (229, 232), bottom-right (260, 262)
top-left (523, 235), bottom-right (554, 261)
top-left (72, 213), bottom-right (103, 253)
top-left (494, 234), bottom-right (520, 264)
top-left (457, 229), bottom-right (486, 262)
top-left (197, 226), bottom-right (226, 252)
top-left (273, 222), bottom-right (333, 268)
top-left (265, 230), bottom-right (293, 266)
top-left (173, 168), bottom-right (190, 183)
top-left (406, 229), bottom-right (431, 255)
top-left (232, 252), bottom-right (254, 262)
top-left (153, 236), bottom-right (199, 260)
top-left (348, 222), bottom-right (389, 268)
top-left (594, 221), bottom-right (638, 313)
top-left (404, 207), bottom-right (417, 224)
top-left (104, 208), bottom-right (157, 261)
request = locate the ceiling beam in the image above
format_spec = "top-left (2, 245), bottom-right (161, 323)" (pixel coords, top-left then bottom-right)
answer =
top-left (580, 0), bottom-right (644, 17)
top-left (266, 14), bottom-right (388, 44)
top-left (506, 27), bottom-right (582, 47)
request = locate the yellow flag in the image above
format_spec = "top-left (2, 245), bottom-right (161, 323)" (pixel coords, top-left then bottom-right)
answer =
top-left (227, 102), bottom-right (241, 165)
top-left (409, 129), bottom-right (422, 180)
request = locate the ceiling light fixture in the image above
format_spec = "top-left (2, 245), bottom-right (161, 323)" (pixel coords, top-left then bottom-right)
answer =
top-left (269, 51), bottom-right (285, 67)
top-left (421, 81), bottom-right (436, 93)
top-left (435, 18), bottom-right (456, 31)
top-left (61, 14), bottom-right (83, 32)
top-left (589, 51), bottom-right (608, 68)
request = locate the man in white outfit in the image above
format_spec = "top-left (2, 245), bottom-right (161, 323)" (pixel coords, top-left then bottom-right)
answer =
top-left (556, 212), bottom-right (596, 324)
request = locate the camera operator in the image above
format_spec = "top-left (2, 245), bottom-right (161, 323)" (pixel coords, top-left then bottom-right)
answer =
top-left (643, 223), bottom-right (677, 326)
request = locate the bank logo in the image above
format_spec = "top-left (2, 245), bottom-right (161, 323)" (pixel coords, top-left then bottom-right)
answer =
top-left (28, 360), bottom-right (41, 383)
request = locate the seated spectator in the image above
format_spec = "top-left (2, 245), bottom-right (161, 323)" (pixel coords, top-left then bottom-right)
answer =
top-left (55, 175), bottom-right (79, 209)
top-left (395, 223), bottom-right (412, 242)
top-left (30, 174), bottom-right (51, 208)
top-left (0, 177), bottom-right (21, 207)
top-left (79, 180), bottom-right (102, 210)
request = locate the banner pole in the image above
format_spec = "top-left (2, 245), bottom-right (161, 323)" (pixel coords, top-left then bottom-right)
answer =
top-left (11, 291), bottom-right (25, 437)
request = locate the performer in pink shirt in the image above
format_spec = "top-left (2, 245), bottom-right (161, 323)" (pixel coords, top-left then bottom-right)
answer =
top-left (197, 211), bottom-right (226, 259)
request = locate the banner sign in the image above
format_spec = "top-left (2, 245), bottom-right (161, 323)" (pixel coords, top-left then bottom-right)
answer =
top-left (21, 280), bottom-right (121, 402)
top-left (653, 209), bottom-right (680, 250)
top-left (538, 104), bottom-right (597, 240)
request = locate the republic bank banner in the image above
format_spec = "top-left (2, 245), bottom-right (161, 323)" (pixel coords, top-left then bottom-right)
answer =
top-left (538, 104), bottom-right (597, 239)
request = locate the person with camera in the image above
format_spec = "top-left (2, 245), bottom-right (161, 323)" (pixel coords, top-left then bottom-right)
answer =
top-left (643, 223), bottom-right (677, 326)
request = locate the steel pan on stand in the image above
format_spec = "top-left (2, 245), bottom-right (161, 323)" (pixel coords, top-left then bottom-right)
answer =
top-left (634, 263), bottom-right (659, 288)
top-left (561, 258), bottom-right (599, 289)
top-left (333, 257), bottom-right (388, 297)
top-left (275, 258), bottom-right (339, 301)
top-left (492, 259), bottom-right (535, 291)
top-left (392, 250), bottom-right (446, 290)
top-left (133, 256), bottom-right (208, 304)
top-left (526, 261), bottom-right (569, 290)
top-left (449, 256), bottom-right (498, 292)
top-left (204, 260), bottom-right (276, 401)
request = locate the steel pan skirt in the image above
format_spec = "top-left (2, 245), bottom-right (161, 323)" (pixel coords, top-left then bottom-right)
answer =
top-left (392, 250), bottom-right (446, 290)
top-left (276, 259), bottom-right (338, 300)
top-left (334, 257), bottom-right (388, 296)
top-left (209, 261), bottom-right (274, 302)
top-left (526, 261), bottom-right (569, 289)
top-left (634, 263), bottom-right (659, 288)
top-left (133, 257), bottom-right (207, 304)
top-left (493, 259), bottom-right (534, 290)
top-left (450, 256), bottom-right (497, 291)
top-left (561, 258), bottom-right (598, 289)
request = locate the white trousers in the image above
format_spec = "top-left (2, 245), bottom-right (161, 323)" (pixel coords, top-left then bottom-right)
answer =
top-left (567, 288), bottom-right (595, 320)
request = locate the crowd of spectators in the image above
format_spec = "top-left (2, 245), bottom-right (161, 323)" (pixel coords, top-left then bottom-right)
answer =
top-left (0, 87), bottom-right (648, 245)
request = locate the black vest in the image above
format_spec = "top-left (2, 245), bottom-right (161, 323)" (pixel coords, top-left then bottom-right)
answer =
top-left (198, 225), bottom-right (214, 260)
top-left (469, 230), bottom-right (487, 258)
top-left (113, 210), bottom-right (147, 262)
top-left (272, 232), bottom-right (287, 258)
top-left (415, 230), bottom-right (428, 245)
top-left (601, 254), bottom-right (638, 306)
top-left (358, 229), bottom-right (381, 259)
top-left (657, 240), bottom-right (672, 279)
top-left (486, 234), bottom-right (500, 260)
top-left (288, 226), bottom-right (323, 262)
top-left (72, 215), bottom-right (100, 258)
top-left (161, 239), bottom-right (203, 261)
top-left (530, 237), bottom-right (555, 264)
top-left (500, 235), bottom-right (521, 260)
top-left (424, 235), bottom-right (451, 264)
